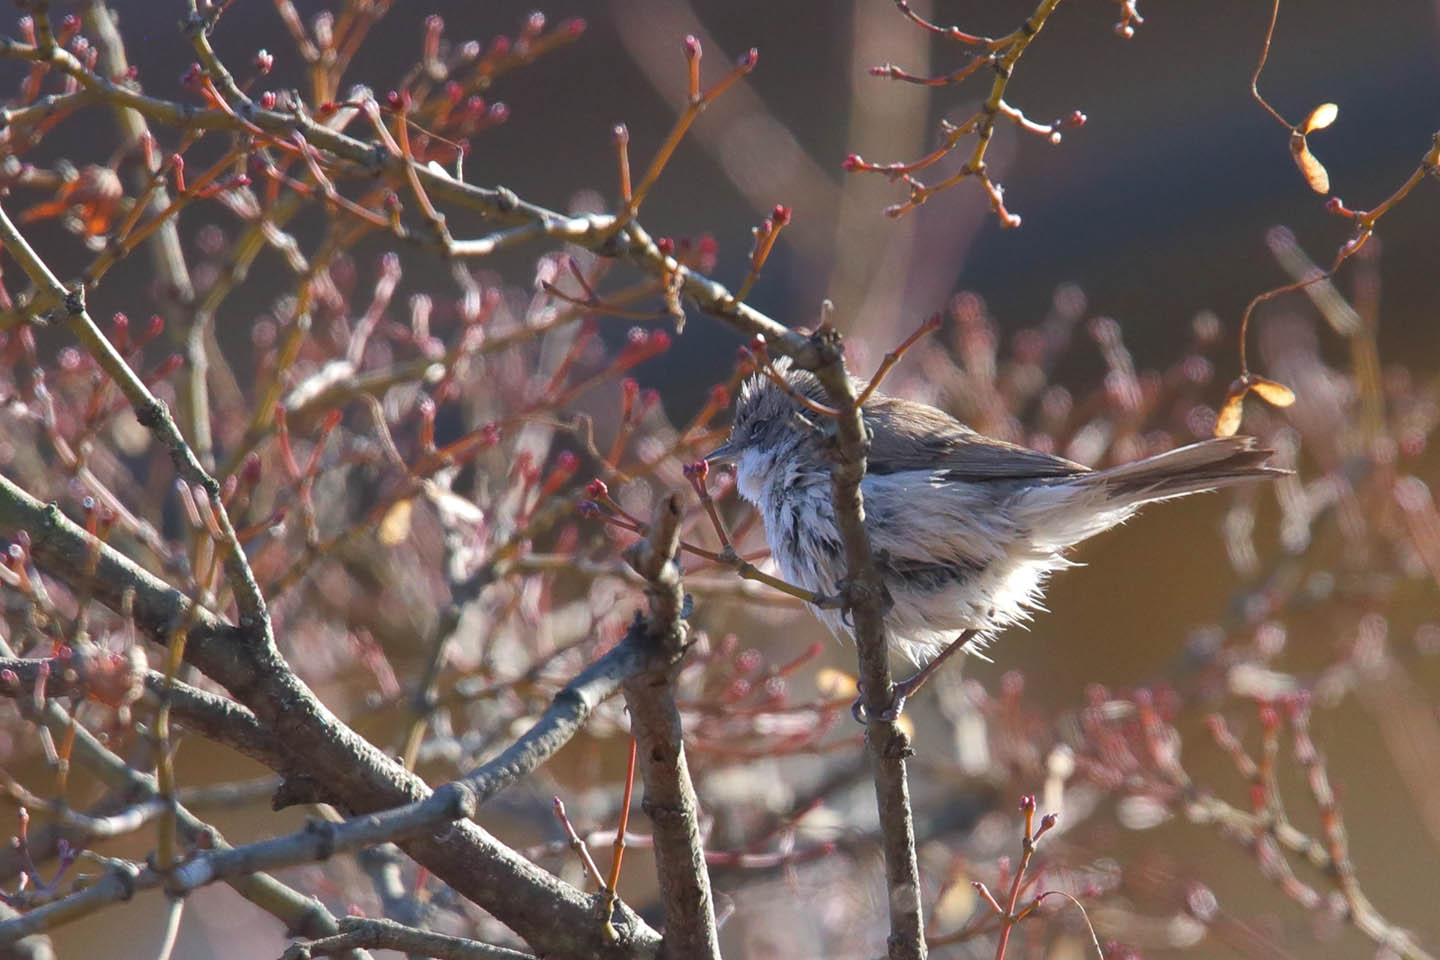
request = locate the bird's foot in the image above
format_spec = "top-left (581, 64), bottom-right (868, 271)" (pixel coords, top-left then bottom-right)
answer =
top-left (849, 683), bottom-right (911, 725)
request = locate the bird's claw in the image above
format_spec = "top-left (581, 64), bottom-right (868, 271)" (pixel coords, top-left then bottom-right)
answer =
top-left (849, 682), bottom-right (908, 725)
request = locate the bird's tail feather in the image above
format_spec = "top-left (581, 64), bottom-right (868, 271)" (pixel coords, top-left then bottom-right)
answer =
top-left (1090, 436), bottom-right (1286, 505)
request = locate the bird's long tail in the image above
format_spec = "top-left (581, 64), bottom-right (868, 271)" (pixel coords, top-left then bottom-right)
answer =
top-left (1017, 436), bottom-right (1285, 550)
top-left (1091, 436), bottom-right (1287, 504)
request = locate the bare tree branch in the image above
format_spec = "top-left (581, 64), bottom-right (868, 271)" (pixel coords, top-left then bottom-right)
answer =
top-left (0, 785), bottom-right (473, 942)
top-left (283, 916), bottom-right (534, 960)
top-left (621, 494), bottom-right (721, 959)
top-left (0, 639), bottom-right (351, 949)
top-left (805, 327), bottom-right (926, 960)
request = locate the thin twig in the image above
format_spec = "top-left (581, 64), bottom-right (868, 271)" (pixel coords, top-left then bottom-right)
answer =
top-left (805, 327), bottom-right (926, 960)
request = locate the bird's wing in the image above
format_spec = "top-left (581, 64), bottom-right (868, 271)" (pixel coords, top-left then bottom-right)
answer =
top-left (864, 394), bottom-right (1090, 480)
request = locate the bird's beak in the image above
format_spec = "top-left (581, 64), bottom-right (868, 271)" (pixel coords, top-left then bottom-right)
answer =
top-left (703, 441), bottom-right (737, 466)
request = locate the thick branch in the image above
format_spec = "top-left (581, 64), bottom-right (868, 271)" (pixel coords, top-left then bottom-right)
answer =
top-left (454, 641), bottom-right (647, 803)
top-left (0, 904), bottom-right (53, 960)
top-left (170, 785), bottom-right (473, 894)
top-left (621, 494), bottom-right (720, 960)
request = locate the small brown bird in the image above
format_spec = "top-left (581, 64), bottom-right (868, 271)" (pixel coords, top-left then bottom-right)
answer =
top-left (707, 360), bottom-right (1284, 714)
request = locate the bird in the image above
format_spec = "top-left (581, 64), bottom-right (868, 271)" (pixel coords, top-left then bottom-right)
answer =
top-left (705, 359), bottom-right (1285, 715)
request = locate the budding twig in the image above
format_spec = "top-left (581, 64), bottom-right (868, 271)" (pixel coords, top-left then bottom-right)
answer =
top-left (600, 736), bottom-right (638, 939)
top-left (735, 204), bottom-right (790, 302)
top-left (552, 798), bottom-right (606, 890)
top-left (683, 460), bottom-right (732, 552)
top-left (854, 313), bottom-right (943, 408)
top-left (965, 796), bottom-right (1092, 960)
top-left (850, 0), bottom-right (1076, 224)
top-left (610, 37), bottom-right (759, 235)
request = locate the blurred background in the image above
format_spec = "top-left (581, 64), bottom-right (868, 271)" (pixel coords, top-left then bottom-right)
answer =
top-left (10, 0), bottom-right (1440, 956)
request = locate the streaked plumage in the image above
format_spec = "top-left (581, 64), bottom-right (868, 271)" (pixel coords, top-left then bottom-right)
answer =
top-left (708, 361), bottom-right (1283, 666)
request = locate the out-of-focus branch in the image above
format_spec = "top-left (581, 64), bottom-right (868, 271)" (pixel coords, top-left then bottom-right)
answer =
top-left (0, 903), bottom-right (53, 960)
top-left (0, 455), bottom-right (659, 956)
top-left (82, 2), bottom-right (209, 467)
top-left (283, 916), bottom-right (534, 960)
top-left (0, 655), bottom-right (286, 769)
top-left (805, 326), bottom-right (926, 960)
top-left (0, 785), bottom-right (473, 944)
top-left (1192, 708), bottom-right (1436, 960)
top-left (620, 494), bottom-right (720, 959)
top-left (1182, 791), bottom-right (1435, 960)
top-left (0, 34), bottom-right (818, 366)
top-left (0, 638), bottom-right (349, 948)
top-left (0, 200), bottom-right (269, 641)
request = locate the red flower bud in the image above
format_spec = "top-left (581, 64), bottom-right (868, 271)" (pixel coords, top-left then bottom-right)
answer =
top-left (242, 451), bottom-right (263, 485)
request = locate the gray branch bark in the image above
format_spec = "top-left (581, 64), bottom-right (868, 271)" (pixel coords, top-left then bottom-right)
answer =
top-left (621, 494), bottom-right (721, 960)
top-left (806, 328), bottom-right (927, 960)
